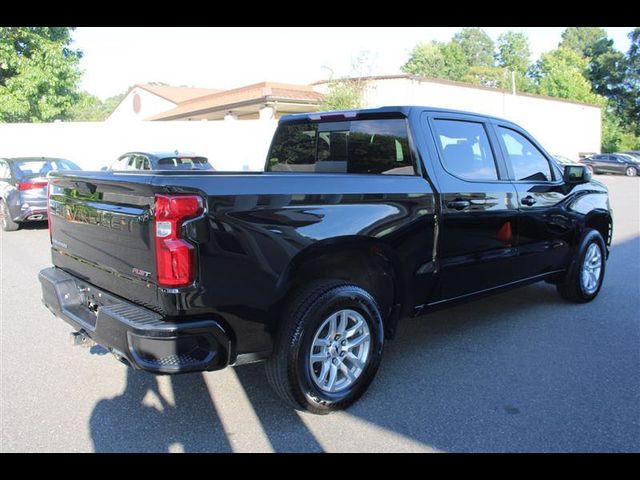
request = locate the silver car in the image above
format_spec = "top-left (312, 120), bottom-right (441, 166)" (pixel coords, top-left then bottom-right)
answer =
top-left (0, 157), bottom-right (81, 231)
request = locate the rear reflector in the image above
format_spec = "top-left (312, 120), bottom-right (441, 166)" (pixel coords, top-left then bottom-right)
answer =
top-left (154, 194), bottom-right (204, 288)
top-left (18, 181), bottom-right (48, 191)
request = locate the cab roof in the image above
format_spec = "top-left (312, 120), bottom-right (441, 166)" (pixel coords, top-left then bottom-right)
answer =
top-left (279, 106), bottom-right (512, 125)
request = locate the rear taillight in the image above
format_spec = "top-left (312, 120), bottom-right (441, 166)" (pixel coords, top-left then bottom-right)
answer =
top-left (18, 181), bottom-right (48, 191)
top-left (154, 194), bottom-right (204, 287)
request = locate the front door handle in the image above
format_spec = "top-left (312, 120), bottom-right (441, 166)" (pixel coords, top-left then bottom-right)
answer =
top-left (521, 195), bottom-right (537, 206)
top-left (446, 199), bottom-right (471, 210)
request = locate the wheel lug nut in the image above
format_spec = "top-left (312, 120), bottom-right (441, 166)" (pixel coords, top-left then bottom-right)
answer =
top-left (340, 352), bottom-right (345, 357)
top-left (333, 358), bottom-right (338, 364)
top-left (341, 340), bottom-right (346, 346)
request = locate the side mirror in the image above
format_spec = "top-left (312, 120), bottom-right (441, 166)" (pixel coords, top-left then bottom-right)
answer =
top-left (100, 166), bottom-right (108, 171)
top-left (563, 165), bottom-right (591, 184)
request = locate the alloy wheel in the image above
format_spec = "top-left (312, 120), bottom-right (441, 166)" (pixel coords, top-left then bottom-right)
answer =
top-left (308, 309), bottom-right (371, 393)
top-left (581, 243), bottom-right (602, 295)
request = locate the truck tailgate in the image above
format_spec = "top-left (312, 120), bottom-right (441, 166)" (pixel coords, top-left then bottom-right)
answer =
top-left (48, 172), bottom-right (160, 312)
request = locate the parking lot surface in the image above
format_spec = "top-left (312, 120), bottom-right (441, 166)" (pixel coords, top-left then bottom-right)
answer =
top-left (1, 175), bottom-right (638, 452)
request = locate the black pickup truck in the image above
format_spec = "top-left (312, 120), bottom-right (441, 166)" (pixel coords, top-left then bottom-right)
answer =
top-left (39, 106), bottom-right (612, 414)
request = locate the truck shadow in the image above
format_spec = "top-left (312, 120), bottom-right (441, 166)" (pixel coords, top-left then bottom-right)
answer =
top-left (89, 235), bottom-right (638, 452)
top-left (89, 363), bottom-right (323, 452)
top-left (344, 234), bottom-right (640, 452)
top-left (90, 369), bottom-right (233, 452)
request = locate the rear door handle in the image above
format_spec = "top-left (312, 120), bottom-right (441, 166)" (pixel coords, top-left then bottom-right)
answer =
top-left (446, 199), bottom-right (471, 210)
top-left (521, 195), bottom-right (537, 206)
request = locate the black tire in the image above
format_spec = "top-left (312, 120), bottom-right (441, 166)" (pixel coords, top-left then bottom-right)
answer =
top-left (557, 229), bottom-right (606, 303)
top-left (265, 279), bottom-right (385, 414)
top-left (625, 166), bottom-right (637, 177)
top-left (0, 199), bottom-right (20, 232)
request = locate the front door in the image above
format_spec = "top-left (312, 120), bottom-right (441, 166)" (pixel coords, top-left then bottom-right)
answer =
top-left (493, 124), bottom-right (572, 280)
top-left (424, 114), bottom-right (519, 303)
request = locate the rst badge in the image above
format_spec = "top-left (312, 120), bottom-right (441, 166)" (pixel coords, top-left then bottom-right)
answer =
top-left (132, 267), bottom-right (152, 279)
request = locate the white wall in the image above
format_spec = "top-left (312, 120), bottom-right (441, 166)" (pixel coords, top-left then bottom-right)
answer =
top-left (106, 88), bottom-right (177, 122)
top-left (360, 78), bottom-right (601, 161)
top-left (0, 120), bottom-right (278, 171)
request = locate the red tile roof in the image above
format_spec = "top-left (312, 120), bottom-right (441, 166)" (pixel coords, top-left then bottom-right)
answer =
top-left (147, 81), bottom-right (323, 120)
top-left (136, 84), bottom-right (223, 104)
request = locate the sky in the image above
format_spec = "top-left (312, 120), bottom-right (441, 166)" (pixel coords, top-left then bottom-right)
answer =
top-left (71, 27), bottom-right (636, 100)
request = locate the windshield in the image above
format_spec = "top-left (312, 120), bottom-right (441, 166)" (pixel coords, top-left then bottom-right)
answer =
top-left (13, 158), bottom-right (81, 178)
top-left (619, 154), bottom-right (639, 162)
top-left (156, 156), bottom-right (213, 170)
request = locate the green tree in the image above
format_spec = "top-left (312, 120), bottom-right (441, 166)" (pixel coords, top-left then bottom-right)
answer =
top-left (463, 66), bottom-right (508, 88)
top-left (559, 27), bottom-right (626, 100)
top-left (620, 28), bottom-right (640, 135)
top-left (68, 91), bottom-right (126, 121)
top-left (560, 27), bottom-right (608, 58)
top-left (68, 91), bottom-right (103, 121)
top-left (497, 32), bottom-right (531, 75)
top-left (320, 79), bottom-right (365, 110)
top-left (602, 107), bottom-right (640, 152)
top-left (452, 27), bottom-right (495, 68)
top-left (0, 27), bottom-right (82, 122)
top-left (102, 92), bottom-right (125, 117)
top-left (320, 52), bottom-right (373, 111)
top-left (401, 41), bottom-right (468, 80)
top-left (534, 48), bottom-right (602, 104)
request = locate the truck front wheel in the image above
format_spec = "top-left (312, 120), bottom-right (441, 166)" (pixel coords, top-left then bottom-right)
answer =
top-left (557, 229), bottom-right (606, 303)
top-left (266, 280), bottom-right (385, 414)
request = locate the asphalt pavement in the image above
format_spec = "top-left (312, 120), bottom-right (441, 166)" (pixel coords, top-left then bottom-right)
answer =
top-left (1, 174), bottom-right (638, 452)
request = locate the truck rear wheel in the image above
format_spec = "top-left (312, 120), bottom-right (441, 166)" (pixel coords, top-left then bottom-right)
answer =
top-left (556, 229), bottom-right (606, 303)
top-left (266, 280), bottom-right (384, 414)
top-left (0, 199), bottom-right (20, 232)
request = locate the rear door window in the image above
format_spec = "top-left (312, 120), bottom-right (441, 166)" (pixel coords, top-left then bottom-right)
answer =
top-left (267, 118), bottom-right (415, 175)
top-left (432, 119), bottom-right (498, 181)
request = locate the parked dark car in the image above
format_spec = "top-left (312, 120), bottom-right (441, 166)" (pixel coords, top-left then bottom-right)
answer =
top-left (580, 153), bottom-right (640, 176)
top-left (0, 157), bottom-right (81, 231)
top-left (39, 106), bottom-right (612, 414)
top-left (622, 150), bottom-right (640, 160)
top-left (104, 151), bottom-right (215, 171)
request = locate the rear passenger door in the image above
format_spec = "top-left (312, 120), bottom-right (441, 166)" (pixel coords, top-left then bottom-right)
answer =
top-left (492, 123), bottom-right (572, 280)
top-left (423, 113), bottom-right (519, 302)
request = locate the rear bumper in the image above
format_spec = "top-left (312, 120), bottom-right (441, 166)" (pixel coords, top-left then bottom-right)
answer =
top-left (6, 195), bottom-right (47, 222)
top-left (17, 207), bottom-right (47, 222)
top-left (38, 266), bottom-right (232, 374)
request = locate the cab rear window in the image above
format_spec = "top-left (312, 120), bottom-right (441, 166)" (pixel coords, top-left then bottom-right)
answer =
top-left (266, 118), bottom-right (415, 175)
